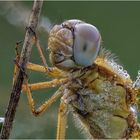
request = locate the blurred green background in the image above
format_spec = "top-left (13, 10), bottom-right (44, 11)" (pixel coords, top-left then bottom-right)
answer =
top-left (0, 1), bottom-right (140, 139)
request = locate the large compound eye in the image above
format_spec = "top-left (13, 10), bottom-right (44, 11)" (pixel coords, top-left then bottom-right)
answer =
top-left (73, 23), bottom-right (101, 66)
top-left (48, 19), bottom-right (101, 71)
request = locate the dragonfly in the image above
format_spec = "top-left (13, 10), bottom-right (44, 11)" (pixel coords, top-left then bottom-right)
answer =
top-left (13, 19), bottom-right (140, 139)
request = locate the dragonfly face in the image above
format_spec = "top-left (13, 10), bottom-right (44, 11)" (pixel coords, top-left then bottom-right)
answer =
top-left (48, 19), bottom-right (101, 70)
top-left (48, 19), bottom-right (140, 138)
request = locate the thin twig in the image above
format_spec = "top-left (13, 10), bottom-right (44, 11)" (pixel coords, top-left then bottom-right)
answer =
top-left (0, 0), bottom-right (43, 139)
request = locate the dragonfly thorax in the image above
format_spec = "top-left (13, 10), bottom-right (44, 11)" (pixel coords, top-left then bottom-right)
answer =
top-left (61, 57), bottom-right (139, 139)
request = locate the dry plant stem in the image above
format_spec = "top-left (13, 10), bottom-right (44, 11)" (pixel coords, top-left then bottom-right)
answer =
top-left (0, 0), bottom-right (43, 139)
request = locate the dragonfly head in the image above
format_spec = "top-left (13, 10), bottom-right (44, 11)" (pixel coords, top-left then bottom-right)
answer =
top-left (48, 19), bottom-right (101, 71)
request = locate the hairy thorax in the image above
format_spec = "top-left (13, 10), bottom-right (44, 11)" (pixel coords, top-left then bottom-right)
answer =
top-left (61, 57), bottom-right (140, 139)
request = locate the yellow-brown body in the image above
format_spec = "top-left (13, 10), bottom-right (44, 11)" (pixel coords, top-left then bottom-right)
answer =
top-left (60, 56), bottom-right (140, 138)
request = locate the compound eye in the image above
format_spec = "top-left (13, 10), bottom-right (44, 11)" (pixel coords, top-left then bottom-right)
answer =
top-left (73, 23), bottom-right (101, 66)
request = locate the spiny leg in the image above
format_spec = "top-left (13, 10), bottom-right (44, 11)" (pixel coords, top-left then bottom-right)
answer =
top-left (13, 41), bottom-right (22, 85)
top-left (33, 35), bottom-right (66, 78)
top-left (26, 62), bottom-right (65, 78)
top-left (36, 38), bottom-right (49, 68)
top-left (22, 78), bottom-right (67, 92)
top-left (24, 78), bottom-right (63, 116)
top-left (13, 48), bottom-right (64, 83)
top-left (24, 77), bottom-right (68, 139)
top-left (13, 36), bottom-right (65, 78)
top-left (56, 101), bottom-right (68, 140)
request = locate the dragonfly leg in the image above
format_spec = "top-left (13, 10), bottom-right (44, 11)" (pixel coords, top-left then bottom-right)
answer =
top-left (22, 78), bottom-right (67, 92)
top-left (56, 101), bottom-right (68, 140)
top-left (34, 36), bottom-right (65, 78)
top-left (13, 41), bottom-right (24, 85)
top-left (13, 35), bottom-right (65, 79)
top-left (23, 77), bottom-right (63, 116)
top-left (26, 62), bottom-right (64, 78)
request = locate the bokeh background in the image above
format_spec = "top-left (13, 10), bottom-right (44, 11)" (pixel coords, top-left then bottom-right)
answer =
top-left (0, 1), bottom-right (140, 139)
